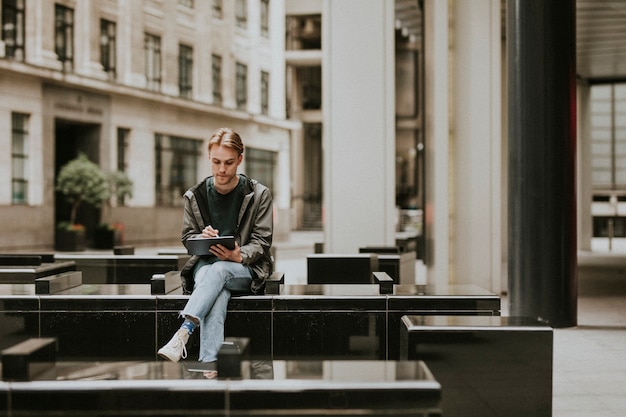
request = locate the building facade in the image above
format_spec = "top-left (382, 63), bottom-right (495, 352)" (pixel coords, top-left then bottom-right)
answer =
top-left (1, 0), bottom-right (295, 251)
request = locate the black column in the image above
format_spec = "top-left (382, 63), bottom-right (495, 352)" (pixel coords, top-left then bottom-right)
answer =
top-left (507, 0), bottom-right (577, 327)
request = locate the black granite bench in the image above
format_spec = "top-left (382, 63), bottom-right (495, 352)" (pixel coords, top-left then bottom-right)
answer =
top-left (307, 252), bottom-right (416, 285)
top-left (0, 357), bottom-right (441, 416)
top-left (35, 271), bottom-right (82, 294)
top-left (0, 254), bottom-right (53, 266)
top-left (54, 253), bottom-right (190, 284)
top-left (359, 246), bottom-right (417, 284)
top-left (0, 278), bottom-right (500, 361)
top-left (307, 254), bottom-right (380, 284)
top-left (307, 253), bottom-right (413, 287)
top-left (1, 337), bottom-right (57, 381)
top-left (400, 315), bottom-right (553, 417)
top-left (265, 283), bottom-right (501, 360)
top-left (0, 253), bottom-right (76, 284)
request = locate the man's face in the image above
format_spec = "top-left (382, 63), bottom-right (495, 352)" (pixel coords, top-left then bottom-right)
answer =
top-left (209, 145), bottom-right (242, 189)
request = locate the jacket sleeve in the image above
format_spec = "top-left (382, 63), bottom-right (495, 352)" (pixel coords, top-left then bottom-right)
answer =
top-left (181, 189), bottom-right (205, 246)
top-left (240, 185), bottom-right (273, 265)
top-left (180, 189), bottom-right (205, 294)
top-left (240, 184), bottom-right (273, 294)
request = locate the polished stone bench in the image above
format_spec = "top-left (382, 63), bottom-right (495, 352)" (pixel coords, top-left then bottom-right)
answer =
top-left (0, 254), bottom-right (76, 284)
top-left (306, 252), bottom-right (416, 285)
top-left (54, 253), bottom-right (189, 284)
top-left (400, 315), bottom-right (553, 417)
top-left (307, 254), bottom-right (380, 284)
top-left (1, 338), bottom-right (57, 381)
top-left (0, 254), bottom-right (55, 265)
top-left (0, 357), bottom-right (442, 416)
top-left (0, 281), bottom-right (500, 361)
top-left (35, 271), bottom-right (82, 294)
top-left (359, 246), bottom-right (417, 284)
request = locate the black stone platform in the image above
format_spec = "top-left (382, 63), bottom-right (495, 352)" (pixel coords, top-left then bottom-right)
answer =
top-left (359, 246), bottom-right (417, 284)
top-left (0, 282), bottom-right (499, 361)
top-left (400, 315), bottom-right (553, 417)
top-left (0, 359), bottom-right (442, 416)
top-left (54, 253), bottom-right (189, 284)
top-left (306, 253), bottom-right (418, 285)
top-left (0, 259), bottom-right (76, 284)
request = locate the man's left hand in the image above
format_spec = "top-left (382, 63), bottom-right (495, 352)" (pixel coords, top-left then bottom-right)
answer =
top-left (210, 242), bottom-right (243, 263)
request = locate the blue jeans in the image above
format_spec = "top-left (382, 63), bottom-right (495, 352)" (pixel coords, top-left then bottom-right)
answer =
top-left (181, 259), bottom-right (252, 362)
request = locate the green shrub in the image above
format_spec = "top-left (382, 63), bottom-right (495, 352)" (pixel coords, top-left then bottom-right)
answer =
top-left (56, 153), bottom-right (110, 226)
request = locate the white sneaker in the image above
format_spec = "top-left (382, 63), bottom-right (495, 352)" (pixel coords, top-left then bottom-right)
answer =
top-left (158, 328), bottom-right (189, 362)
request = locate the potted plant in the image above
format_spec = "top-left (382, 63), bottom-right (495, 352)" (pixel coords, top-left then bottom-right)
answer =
top-left (55, 153), bottom-right (111, 251)
top-left (93, 170), bottom-right (133, 249)
top-left (55, 221), bottom-right (87, 252)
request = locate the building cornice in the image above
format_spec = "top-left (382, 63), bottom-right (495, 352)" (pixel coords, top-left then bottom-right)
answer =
top-left (0, 60), bottom-right (300, 131)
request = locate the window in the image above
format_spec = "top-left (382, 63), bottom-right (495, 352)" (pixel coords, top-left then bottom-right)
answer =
top-left (144, 33), bottom-right (161, 91)
top-left (1, 0), bottom-right (25, 60)
top-left (260, 70), bottom-right (269, 115)
top-left (100, 19), bottom-right (116, 79)
top-left (286, 15), bottom-right (321, 50)
top-left (591, 83), bottom-right (626, 188)
top-left (117, 128), bottom-right (129, 173)
top-left (212, 0), bottom-right (222, 18)
top-left (260, 0), bottom-right (269, 37)
top-left (300, 66), bottom-right (322, 110)
top-left (236, 62), bottom-right (247, 110)
top-left (235, 0), bottom-right (247, 28)
top-left (212, 54), bottom-right (222, 105)
top-left (117, 128), bottom-right (130, 205)
top-left (178, 44), bottom-right (193, 98)
top-left (155, 134), bottom-right (199, 206)
top-left (11, 112), bottom-right (29, 204)
top-left (246, 147), bottom-right (275, 191)
top-left (54, 4), bottom-right (74, 71)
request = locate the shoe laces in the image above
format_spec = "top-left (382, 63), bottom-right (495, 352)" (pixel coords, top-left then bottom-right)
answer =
top-left (174, 333), bottom-right (188, 359)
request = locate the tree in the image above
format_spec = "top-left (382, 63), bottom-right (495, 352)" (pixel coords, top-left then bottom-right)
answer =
top-left (100, 170), bottom-right (134, 226)
top-left (56, 153), bottom-right (111, 227)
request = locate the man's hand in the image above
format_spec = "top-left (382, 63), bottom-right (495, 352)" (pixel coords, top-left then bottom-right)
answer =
top-left (210, 242), bottom-right (243, 263)
top-left (202, 225), bottom-right (219, 238)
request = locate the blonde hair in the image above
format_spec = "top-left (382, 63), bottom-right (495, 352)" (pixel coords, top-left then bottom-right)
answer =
top-left (207, 127), bottom-right (244, 155)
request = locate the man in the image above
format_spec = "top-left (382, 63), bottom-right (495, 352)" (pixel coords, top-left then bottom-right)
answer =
top-left (158, 127), bottom-right (273, 363)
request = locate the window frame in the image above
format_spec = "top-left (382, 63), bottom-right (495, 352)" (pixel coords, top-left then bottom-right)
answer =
top-left (100, 18), bottom-right (117, 79)
top-left (591, 83), bottom-right (626, 190)
top-left (245, 147), bottom-right (275, 192)
top-left (155, 134), bottom-right (200, 207)
top-left (11, 112), bottom-right (29, 205)
top-left (54, 3), bottom-right (74, 71)
top-left (236, 62), bottom-right (248, 110)
top-left (261, 70), bottom-right (269, 115)
top-left (116, 127), bottom-right (130, 205)
top-left (144, 33), bottom-right (162, 92)
top-left (178, 43), bottom-right (193, 98)
top-left (1, 0), bottom-right (25, 60)
top-left (212, 54), bottom-right (223, 105)
top-left (235, 0), bottom-right (247, 28)
top-left (260, 0), bottom-right (269, 38)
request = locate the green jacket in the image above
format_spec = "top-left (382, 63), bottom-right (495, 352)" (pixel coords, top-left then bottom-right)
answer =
top-left (180, 174), bottom-right (274, 295)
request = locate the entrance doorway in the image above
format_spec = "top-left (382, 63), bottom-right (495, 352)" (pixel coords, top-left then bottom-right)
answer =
top-left (302, 123), bottom-right (323, 230)
top-left (54, 119), bottom-right (102, 242)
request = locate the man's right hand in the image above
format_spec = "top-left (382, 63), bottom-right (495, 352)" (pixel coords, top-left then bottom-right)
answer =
top-left (202, 225), bottom-right (219, 238)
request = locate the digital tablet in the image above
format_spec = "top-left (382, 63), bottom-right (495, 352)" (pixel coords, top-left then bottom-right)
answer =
top-left (186, 236), bottom-right (236, 255)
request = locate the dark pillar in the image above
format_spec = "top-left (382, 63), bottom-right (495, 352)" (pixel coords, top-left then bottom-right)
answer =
top-left (507, 0), bottom-right (577, 327)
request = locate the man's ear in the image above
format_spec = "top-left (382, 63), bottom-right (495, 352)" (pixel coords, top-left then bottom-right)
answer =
top-left (237, 154), bottom-right (243, 165)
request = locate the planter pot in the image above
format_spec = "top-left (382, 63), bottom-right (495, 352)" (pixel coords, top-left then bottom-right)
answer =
top-left (93, 227), bottom-right (122, 249)
top-left (55, 229), bottom-right (86, 252)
